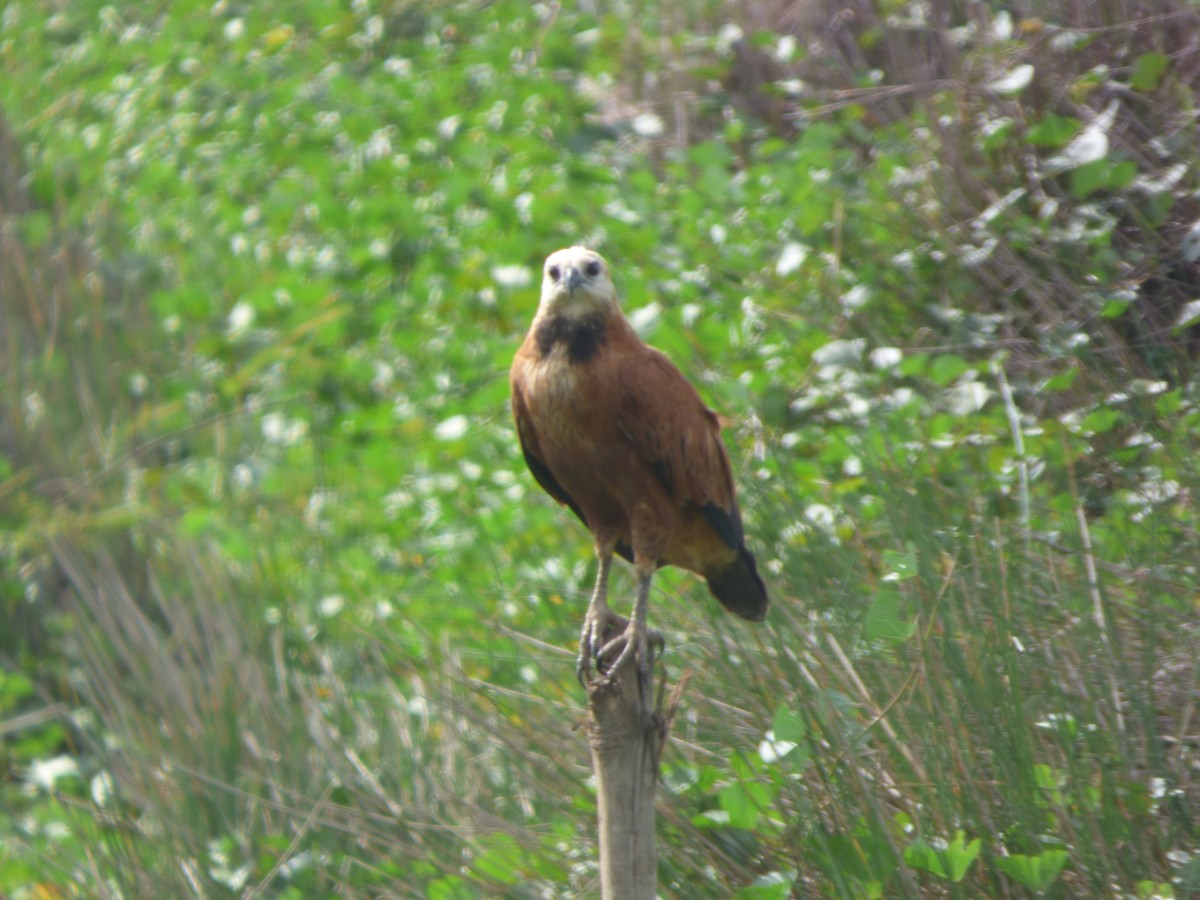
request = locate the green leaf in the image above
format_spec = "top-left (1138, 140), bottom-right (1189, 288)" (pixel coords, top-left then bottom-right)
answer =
top-left (469, 833), bottom-right (521, 884)
top-left (944, 832), bottom-right (981, 881)
top-left (1026, 115), bottom-right (1080, 148)
top-left (1101, 297), bottom-right (1131, 318)
top-left (981, 117), bottom-right (1015, 152)
top-left (1080, 406), bottom-right (1123, 433)
top-left (0, 670), bottom-right (35, 711)
top-left (863, 588), bottom-right (915, 642)
top-left (904, 842), bottom-right (948, 878)
top-left (771, 706), bottom-right (807, 744)
top-left (996, 849), bottom-right (1069, 891)
top-left (1108, 160), bottom-right (1138, 189)
top-left (1070, 159), bottom-right (1113, 198)
top-left (904, 831), bottom-right (980, 882)
top-left (1131, 52), bottom-right (1169, 91)
top-left (1033, 763), bottom-right (1065, 805)
top-left (1177, 854), bottom-right (1200, 893)
top-left (899, 352), bottom-right (930, 377)
top-left (718, 779), bottom-right (771, 830)
top-left (882, 545), bottom-right (918, 581)
top-left (928, 354), bottom-right (969, 386)
top-left (427, 875), bottom-right (476, 900)
top-left (1041, 367), bottom-right (1079, 391)
top-left (1157, 389), bottom-right (1183, 416)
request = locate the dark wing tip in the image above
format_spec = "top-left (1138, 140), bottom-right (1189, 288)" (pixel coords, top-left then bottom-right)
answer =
top-left (700, 501), bottom-right (745, 549)
top-left (705, 544), bottom-right (768, 621)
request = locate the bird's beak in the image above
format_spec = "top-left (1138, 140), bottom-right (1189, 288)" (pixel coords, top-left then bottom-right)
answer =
top-left (565, 267), bottom-right (584, 296)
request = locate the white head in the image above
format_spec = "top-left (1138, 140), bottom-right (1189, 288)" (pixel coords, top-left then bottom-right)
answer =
top-left (537, 246), bottom-right (619, 319)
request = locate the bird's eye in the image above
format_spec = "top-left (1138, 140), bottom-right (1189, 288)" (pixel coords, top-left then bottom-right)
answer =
top-left (585, 261), bottom-right (601, 277)
top-left (548, 265), bottom-right (560, 281)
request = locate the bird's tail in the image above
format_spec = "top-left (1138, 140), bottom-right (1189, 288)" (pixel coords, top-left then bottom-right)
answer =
top-left (705, 545), bottom-right (768, 622)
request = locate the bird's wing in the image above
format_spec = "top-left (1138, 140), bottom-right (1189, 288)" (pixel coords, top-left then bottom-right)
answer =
top-left (617, 347), bottom-right (744, 548)
top-left (510, 364), bottom-right (583, 519)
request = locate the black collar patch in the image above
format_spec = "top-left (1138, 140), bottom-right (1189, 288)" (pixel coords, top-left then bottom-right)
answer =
top-left (534, 314), bottom-right (607, 364)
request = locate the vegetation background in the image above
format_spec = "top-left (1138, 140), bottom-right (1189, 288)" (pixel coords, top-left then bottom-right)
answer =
top-left (2, 0), bottom-right (1199, 896)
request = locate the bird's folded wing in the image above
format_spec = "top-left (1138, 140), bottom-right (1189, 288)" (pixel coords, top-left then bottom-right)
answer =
top-left (616, 348), bottom-right (743, 547)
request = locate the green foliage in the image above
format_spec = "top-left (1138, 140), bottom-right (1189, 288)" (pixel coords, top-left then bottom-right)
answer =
top-left (995, 849), bottom-right (1070, 893)
top-left (904, 830), bottom-right (981, 882)
top-left (1, 0), bottom-right (1199, 896)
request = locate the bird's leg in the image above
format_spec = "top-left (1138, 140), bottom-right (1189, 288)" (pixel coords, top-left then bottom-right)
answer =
top-left (599, 565), bottom-right (662, 695)
top-left (576, 548), bottom-right (615, 686)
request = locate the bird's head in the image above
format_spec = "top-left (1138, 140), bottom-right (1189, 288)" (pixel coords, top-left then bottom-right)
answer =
top-left (537, 246), bottom-right (618, 319)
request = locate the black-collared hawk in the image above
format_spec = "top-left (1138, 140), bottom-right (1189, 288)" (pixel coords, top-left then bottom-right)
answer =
top-left (510, 246), bottom-right (768, 685)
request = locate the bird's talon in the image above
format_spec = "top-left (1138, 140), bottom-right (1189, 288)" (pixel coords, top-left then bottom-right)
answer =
top-left (648, 628), bottom-right (664, 659)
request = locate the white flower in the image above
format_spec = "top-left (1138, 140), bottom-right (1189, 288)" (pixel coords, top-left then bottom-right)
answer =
top-left (318, 594), bottom-right (345, 617)
top-left (628, 302), bottom-right (661, 335)
top-left (1045, 101), bottom-right (1118, 172)
top-left (91, 771), bottom-right (114, 807)
top-left (812, 339), bottom-right (865, 368)
top-left (384, 57), bottom-right (412, 77)
top-left (804, 504), bottom-right (836, 531)
top-left (1180, 219), bottom-right (1200, 263)
top-left (437, 115), bottom-right (460, 141)
top-left (946, 380), bottom-right (992, 414)
top-left (870, 347), bottom-right (903, 369)
top-left (227, 301), bottom-right (254, 337)
top-left (435, 414), bottom-right (469, 440)
top-left (775, 242), bottom-right (808, 277)
top-left (631, 113), bottom-right (664, 137)
top-left (491, 264), bottom-right (532, 288)
top-left (759, 729), bottom-right (797, 763)
top-left (987, 63), bottom-right (1033, 95)
top-left (27, 755), bottom-right (79, 791)
top-left (841, 284), bottom-right (871, 310)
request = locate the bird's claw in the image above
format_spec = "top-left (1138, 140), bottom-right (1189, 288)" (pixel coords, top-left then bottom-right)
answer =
top-left (577, 611), bottom-right (626, 687)
top-left (579, 617), bottom-right (663, 689)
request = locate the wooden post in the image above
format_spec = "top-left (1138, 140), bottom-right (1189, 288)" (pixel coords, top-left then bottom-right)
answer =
top-left (587, 675), bottom-right (659, 899)
top-left (586, 626), bottom-right (667, 900)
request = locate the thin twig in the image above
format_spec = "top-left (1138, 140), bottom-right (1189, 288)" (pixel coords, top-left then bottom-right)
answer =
top-left (246, 778), bottom-right (338, 900)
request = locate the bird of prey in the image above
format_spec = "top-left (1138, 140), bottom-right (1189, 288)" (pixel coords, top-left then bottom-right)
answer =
top-left (510, 246), bottom-right (768, 687)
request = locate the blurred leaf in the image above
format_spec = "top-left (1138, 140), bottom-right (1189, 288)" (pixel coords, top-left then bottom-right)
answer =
top-left (899, 353), bottom-right (929, 377)
top-left (469, 833), bottom-right (521, 885)
top-left (1042, 368), bottom-right (1079, 391)
top-left (734, 870), bottom-right (797, 899)
top-left (904, 830), bottom-right (980, 881)
top-left (1026, 115), bottom-right (1080, 148)
top-left (1070, 159), bottom-right (1113, 197)
top-left (1101, 297), bottom-right (1131, 318)
top-left (1177, 855), bottom-right (1200, 893)
top-left (882, 545), bottom-right (918, 581)
top-left (718, 782), bottom-right (765, 830)
top-left (1108, 160), bottom-right (1138, 189)
top-left (995, 849), bottom-right (1069, 891)
top-left (928, 355), bottom-right (969, 386)
top-left (427, 875), bottom-right (476, 900)
top-left (1130, 52), bottom-right (1169, 91)
top-left (771, 706), bottom-right (806, 744)
top-left (863, 588), bottom-right (915, 643)
top-left (1081, 407), bottom-right (1123, 433)
top-left (1157, 390), bottom-right (1182, 416)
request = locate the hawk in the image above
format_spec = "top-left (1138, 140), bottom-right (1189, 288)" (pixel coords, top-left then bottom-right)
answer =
top-left (510, 247), bottom-right (768, 686)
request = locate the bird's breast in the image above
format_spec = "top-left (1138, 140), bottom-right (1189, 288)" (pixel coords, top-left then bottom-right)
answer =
top-left (523, 350), bottom-right (587, 442)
